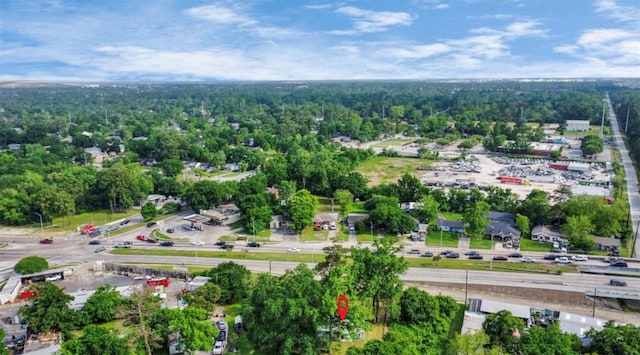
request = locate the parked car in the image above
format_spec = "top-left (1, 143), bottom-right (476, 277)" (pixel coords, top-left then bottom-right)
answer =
top-left (445, 252), bottom-right (459, 259)
top-left (287, 247), bottom-right (301, 253)
top-left (166, 228), bottom-right (175, 233)
top-left (609, 279), bottom-right (627, 287)
top-left (247, 242), bottom-right (261, 247)
top-left (571, 255), bottom-right (589, 262)
top-left (39, 238), bottom-right (53, 244)
top-left (217, 330), bottom-right (227, 341)
top-left (160, 241), bottom-right (174, 247)
top-left (492, 255), bottom-right (508, 261)
top-left (94, 246), bottom-right (106, 253)
top-left (212, 341), bottom-right (224, 355)
top-left (508, 252), bottom-right (523, 258)
top-left (119, 219), bottom-right (131, 225)
top-left (88, 239), bottom-right (101, 245)
top-left (522, 257), bottom-right (537, 263)
top-left (218, 320), bottom-right (228, 331)
top-left (191, 241), bottom-right (205, 246)
top-left (554, 257), bottom-right (573, 264)
top-left (468, 254), bottom-right (484, 260)
top-left (543, 254), bottom-right (559, 260)
top-left (421, 251), bottom-right (434, 258)
top-left (610, 261), bottom-right (628, 268)
top-left (45, 274), bottom-right (62, 282)
top-left (146, 222), bottom-right (157, 228)
top-left (407, 248), bottom-right (421, 254)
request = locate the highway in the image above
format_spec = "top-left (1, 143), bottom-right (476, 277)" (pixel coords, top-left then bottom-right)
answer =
top-left (606, 93), bottom-right (640, 258)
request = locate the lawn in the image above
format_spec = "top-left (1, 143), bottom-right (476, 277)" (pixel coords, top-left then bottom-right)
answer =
top-left (356, 232), bottom-right (377, 243)
top-left (440, 212), bottom-right (462, 221)
top-left (218, 232), bottom-right (270, 243)
top-left (404, 257), bottom-right (577, 273)
top-left (316, 197), bottom-right (337, 213)
top-left (50, 209), bottom-right (139, 232)
top-left (335, 323), bottom-right (385, 354)
top-left (112, 248), bottom-right (327, 264)
top-left (368, 139), bottom-right (416, 148)
top-left (345, 201), bottom-right (367, 214)
top-left (356, 156), bottom-right (427, 186)
top-left (300, 228), bottom-right (329, 242)
top-left (425, 231), bottom-right (460, 248)
top-left (518, 238), bottom-right (554, 252)
top-left (469, 238), bottom-right (493, 249)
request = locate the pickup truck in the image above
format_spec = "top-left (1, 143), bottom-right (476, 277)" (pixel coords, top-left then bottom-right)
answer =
top-left (554, 257), bottom-right (573, 264)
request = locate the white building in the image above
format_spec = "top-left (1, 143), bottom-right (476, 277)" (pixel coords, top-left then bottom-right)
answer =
top-left (566, 120), bottom-right (590, 132)
top-left (0, 276), bottom-right (22, 304)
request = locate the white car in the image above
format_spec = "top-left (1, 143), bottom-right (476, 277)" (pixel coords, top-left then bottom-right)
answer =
top-left (554, 257), bottom-right (573, 264)
top-left (287, 247), bottom-right (300, 253)
top-left (521, 257), bottom-right (537, 263)
top-left (212, 341), bottom-right (224, 355)
top-left (45, 274), bottom-right (62, 282)
top-left (571, 255), bottom-right (588, 262)
top-left (191, 241), bottom-right (205, 246)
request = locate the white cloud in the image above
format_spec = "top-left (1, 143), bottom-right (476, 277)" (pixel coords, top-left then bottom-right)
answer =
top-left (577, 28), bottom-right (635, 46)
top-left (183, 5), bottom-right (257, 26)
top-left (380, 43), bottom-right (452, 59)
top-left (594, 0), bottom-right (640, 24)
top-left (335, 6), bottom-right (413, 34)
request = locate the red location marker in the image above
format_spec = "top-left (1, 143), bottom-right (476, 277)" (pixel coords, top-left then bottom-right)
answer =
top-left (336, 295), bottom-right (349, 321)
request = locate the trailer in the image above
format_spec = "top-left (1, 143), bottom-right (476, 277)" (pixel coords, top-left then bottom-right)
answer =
top-left (498, 176), bottom-right (530, 185)
top-left (147, 278), bottom-right (170, 287)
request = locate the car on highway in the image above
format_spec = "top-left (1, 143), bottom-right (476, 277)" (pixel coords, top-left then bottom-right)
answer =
top-left (191, 241), bottom-right (205, 246)
top-left (39, 238), bottom-right (53, 244)
top-left (146, 221), bottom-right (157, 227)
top-left (605, 257), bottom-right (624, 264)
top-left (492, 255), bottom-right (508, 261)
top-left (444, 252), bottom-right (459, 259)
top-left (571, 255), bottom-right (589, 262)
top-left (287, 247), bottom-right (301, 253)
top-left (120, 219), bottom-right (131, 225)
top-left (160, 241), bottom-right (174, 247)
top-left (468, 254), bottom-right (484, 260)
top-left (465, 251), bottom-right (480, 256)
top-left (543, 254), bottom-right (560, 260)
top-left (136, 234), bottom-right (146, 241)
top-left (610, 261), bottom-right (628, 268)
top-left (88, 239), bottom-right (101, 245)
top-left (408, 249), bottom-right (421, 254)
top-left (166, 228), bottom-right (175, 233)
top-left (508, 252), bottom-right (523, 258)
top-left (554, 257), bottom-right (573, 264)
top-left (521, 257), bottom-right (537, 263)
top-left (421, 251), bottom-right (434, 258)
top-left (214, 241), bottom-right (226, 246)
top-left (89, 229), bottom-right (102, 237)
top-left (440, 250), bottom-right (455, 256)
top-left (609, 279), bottom-right (627, 287)
top-left (114, 241), bottom-right (132, 248)
top-left (94, 246), bottom-right (106, 253)
top-left (247, 242), bottom-right (261, 247)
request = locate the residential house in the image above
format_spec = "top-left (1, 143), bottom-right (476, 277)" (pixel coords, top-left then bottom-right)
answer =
top-left (437, 218), bottom-right (465, 234)
top-left (400, 201), bottom-right (423, 213)
top-left (531, 225), bottom-right (567, 244)
top-left (592, 236), bottom-right (620, 251)
top-left (347, 213), bottom-right (369, 231)
top-left (271, 215), bottom-right (292, 232)
top-left (484, 211), bottom-right (521, 244)
top-left (313, 213), bottom-right (339, 230)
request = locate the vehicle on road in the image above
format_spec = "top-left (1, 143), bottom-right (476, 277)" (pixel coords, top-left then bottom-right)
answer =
top-left (543, 254), bottom-right (560, 260)
top-left (492, 255), bottom-right (508, 261)
top-left (508, 252), bottom-right (523, 258)
top-left (166, 228), bottom-right (175, 233)
top-left (247, 242), bottom-right (261, 247)
top-left (217, 330), bottom-right (227, 341)
top-left (214, 241), bottom-right (226, 246)
top-left (212, 341), bottom-right (224, 355)
top-left (191, 241), bottom-right (205, 246)
top-left (88, 240), bottom-right (101, 245)
top-left (146, 222), bottom-right (157, 228)
top-left (444, 252), bottom-right (459, 259)
top-left (605, 257), bottom-right (623, 264)
top-left (465, 250), bottom-right (480, 256)
top-left (610, 261), bottom-right (628, 268)
top-left (408, 249), bottom-right (421, 254)
top-left (136, 234), bottom-right (146, 241)
top-left (94, 246), bottom-right (106, 253)
top-left (440, 250), bottom-right (455, 256)
top-left (287, 247), bottom-right (301, 253)
top-left (39, 238), bottom-right (53, 244)
top-left (89, 229), bottom-right (102, 237)
top-left (114, 241), bottom-right (132, 248)
top-left (145, 236), bottom-right (158, 243)
top-left (120, 219), bottom-right (131, 225)
top-left (609, 279), bottom-right (627, 287)
top-left (522, 257), bottom-right (537, 263)
top-left (421, 251), bottom-right (434, 257)
top-left (571, 255), bottom-right (588, 262)
top-left (554, 257), bottom-right (573, 264)
top-left (160, 241), bottom-right (174, 247)
top-left (45, 274), bottom-right (62, 282)
top-left (468, 254), bottom-right (484, 260)
top-left (220, 244), bottom-right (233, 250)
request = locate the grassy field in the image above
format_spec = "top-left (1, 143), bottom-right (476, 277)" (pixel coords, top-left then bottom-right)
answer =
top-left (356, 156), bottom-right (428, 186)
top-left (50, 209), bottom-right (139, 232)
top-left (300, 228), bottom-right (329, 242)
top-left (440, 212), bottom-right (463, 220)
top-left (469, 238), bottom-right (493, 249)
top-left (518, 238), bottom-right (554, 252)
top-left (111, 248), bottom-right (328, 263)
top-left (368, 139), bottom-right (416, 148)
top-left (425, 231), bottom-right (460, 248)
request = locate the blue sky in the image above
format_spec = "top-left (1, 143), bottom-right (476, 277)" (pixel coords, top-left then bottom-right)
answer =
top-left (1, 0), bottom-right (639, 81)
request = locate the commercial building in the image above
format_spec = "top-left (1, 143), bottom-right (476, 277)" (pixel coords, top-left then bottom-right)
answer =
top-left (566, 120), bottom-right (590, 132)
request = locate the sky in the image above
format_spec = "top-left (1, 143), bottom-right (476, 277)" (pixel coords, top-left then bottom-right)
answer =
top-left (1, 0), bottom-right (639, 81)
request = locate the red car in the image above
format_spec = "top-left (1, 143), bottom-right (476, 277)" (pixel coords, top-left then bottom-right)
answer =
top-left (136, 234), bottom-right (146, 241)
top-left (492, 255), bottom-right (508, 261)
top-left (39, 238), bottom-right (53, 244)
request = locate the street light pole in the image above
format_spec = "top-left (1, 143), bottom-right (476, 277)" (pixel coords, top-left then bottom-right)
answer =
top-left (34, 212), bottom-right (44, 237)
top-left (439, 219), bottom-right (443, 248)
top-left (370, 222), bottom-right (374, 243)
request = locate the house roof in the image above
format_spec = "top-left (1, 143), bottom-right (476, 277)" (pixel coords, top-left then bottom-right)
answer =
top-left (485, 211), bottom-right (515, 222)
top-left (531, 225), bottom-right (563, 238)
top-left (438, 219), bottom-right (464, 229)
top-left (347, 213), bottom-right (368, 224)
top-left (314, 213), bottom-right (339, 223)
top-left (485, 221), bottom-right (521, 238)
top-left (592, 236), bottom-right (620, 247)
top-left (478, 299), bottom-right (531, 319)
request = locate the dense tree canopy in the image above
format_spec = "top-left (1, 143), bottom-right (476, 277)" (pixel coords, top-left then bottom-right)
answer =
top-left (14, 256), bottom-right (48, 274)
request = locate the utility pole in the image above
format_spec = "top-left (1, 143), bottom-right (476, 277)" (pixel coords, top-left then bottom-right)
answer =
top-left (625, 103), bottom-right (630, 133)
top-left (34, 212), bottom-right (44, 237)
top-left (592, 288), bottom-right (597, 317)
top-left (600, 98), bottom-right (606, 139)
top-left (465, 270), bottom-right (469, 305)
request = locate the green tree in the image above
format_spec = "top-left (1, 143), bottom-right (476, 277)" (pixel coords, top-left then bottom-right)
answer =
top-left (519, 190), bottom-right (551, 226)
top-left (396, 173), bottom-right (425, 203)
top-left (201, 262), bottom-right (251, 304)
top-left (515, 322), bottom-right (581, 355)
top-left (140, 202), bottom-right (159, 220)
top-left (119, 290), bottom-right (163, 355)
top-left (515, 214), bottom-right (530, 238)
top-left (158, 158), bottom-right (183, 177)
top-left (181, 180), bottom-right (224, 212)
top-left (587, 322), bottom-right (640, 355)
top-left (351, 237), bottom-right (408, 324)
top-left (243, 265), bottom-right (324, 355)
top-left (334, 189), bottom-right (354, 214)
top-left (14, 256), bottom-right (49, 274)
top-left (184, 282), bottom-right (221, 313)
top-left (414, 195), bottom-right (440, 224)
top-left (61, 325), bottom-right (129, 355)
top-left (482, 310), bottom-right (525, 352)
top-left (463, 201), bottom-right (490, 239)
top-left (149, 307), bottom-right (217, 353)
top-left (448, 330), bottom-right (506, 355)
top-left (18, 282), bottom-right (80, 334)
top-left (83, 284), bottom-right (125, 324)
top-left (562, 215), bottom-right (595, 250)
top-left (288, 189), bottom-right (318, 232)
top-left (0, 328), bottom-right (8, 355)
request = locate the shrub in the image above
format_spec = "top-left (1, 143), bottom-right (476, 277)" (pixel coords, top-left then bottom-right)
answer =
top-left (14, 256), bottom-right (49, 274)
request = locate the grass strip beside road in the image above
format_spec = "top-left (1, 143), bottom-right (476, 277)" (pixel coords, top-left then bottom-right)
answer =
top-left (112, 249), bottom-right (576, 274)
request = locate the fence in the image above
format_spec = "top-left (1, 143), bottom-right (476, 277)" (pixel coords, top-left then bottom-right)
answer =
top-left (103, 263), bottom-right (189, 280)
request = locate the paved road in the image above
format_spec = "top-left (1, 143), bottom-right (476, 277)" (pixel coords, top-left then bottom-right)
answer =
top-left (607, 93), bottom-right (640, 257)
